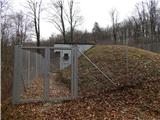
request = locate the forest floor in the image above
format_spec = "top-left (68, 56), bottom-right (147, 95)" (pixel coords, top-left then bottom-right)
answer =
top-left (2, 45), bottom-right (160, 120)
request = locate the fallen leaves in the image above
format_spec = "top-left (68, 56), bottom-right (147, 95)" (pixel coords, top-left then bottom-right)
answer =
top-left (21, 73), bottom-right (71, 100)
top-left (2, 45), bottom-right (160, 120)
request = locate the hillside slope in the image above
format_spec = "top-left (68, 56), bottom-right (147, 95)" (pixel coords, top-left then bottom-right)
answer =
top-left (2, 45), bottom-right (160, 120)
top-left (76, 45), bottom-right (160, 95)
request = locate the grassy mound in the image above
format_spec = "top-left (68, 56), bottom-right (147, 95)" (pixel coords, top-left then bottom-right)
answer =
top-left (62, 45), bottom-right (160, 96)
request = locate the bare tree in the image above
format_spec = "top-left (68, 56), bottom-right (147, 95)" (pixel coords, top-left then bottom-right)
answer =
top-left (92, 22), bottom-right (101, 43)
top-left (1, 0), bottom-right (15, 101)
top-left (26, 0), bottom-right (42, 46)
top-left (10, 11), bottom-right (33, 45)
top-left (110, 8), bottom-right (118, 44)
top-left (147, 0), bottom-right (159, 41)
top-left (157, 9), bottom-right (160, 41)
top-left (0, 0), bottom-right (9, 13)
top-left (66, 0), bottom-right (83, 42)
top-left (49, 0), bottom-right (66, 43)
top-left (136, 1), bottom-right (151, 44)
top-left (0, 0), bottom-right (11, 46)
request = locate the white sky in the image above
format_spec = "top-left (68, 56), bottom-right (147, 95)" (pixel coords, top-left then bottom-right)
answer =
top-left (12, 0), bottom-right (143, 39)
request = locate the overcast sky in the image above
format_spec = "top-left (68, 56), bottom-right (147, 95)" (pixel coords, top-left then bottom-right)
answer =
top-left (12, 0), bottom-right (143, 39)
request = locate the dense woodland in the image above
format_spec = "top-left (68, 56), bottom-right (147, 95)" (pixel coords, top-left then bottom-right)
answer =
top-left (1, 0), bottom-right (160, 101)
